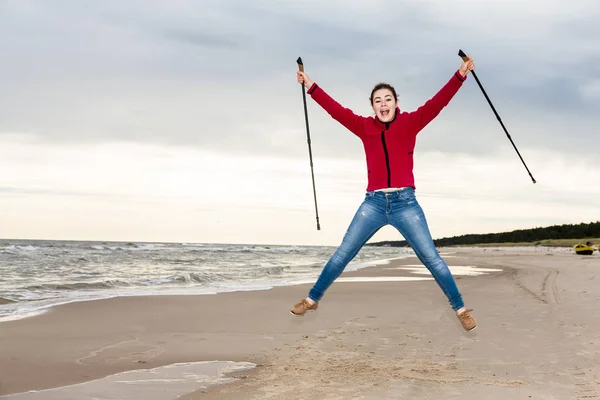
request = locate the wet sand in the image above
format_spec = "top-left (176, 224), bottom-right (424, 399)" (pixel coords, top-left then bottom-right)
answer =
top-left (1, 247), bottom-right (599, 399)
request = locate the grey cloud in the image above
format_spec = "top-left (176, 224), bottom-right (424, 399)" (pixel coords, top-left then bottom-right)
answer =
top-left (0, 0), bottom-right (598, 164)
top-left (161, 29), bottom-right (241, 49)
top-left (0, 186), bottom-right (201, 204)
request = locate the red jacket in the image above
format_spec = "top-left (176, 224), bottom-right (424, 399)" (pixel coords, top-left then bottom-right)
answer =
top-left (307, 70), bottom-right (466, 191)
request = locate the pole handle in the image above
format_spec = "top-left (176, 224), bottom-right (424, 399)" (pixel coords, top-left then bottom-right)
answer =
top-left (297, 57), bottom-right (304, 72)
top-left (458, 49), bottom-right (469, 62)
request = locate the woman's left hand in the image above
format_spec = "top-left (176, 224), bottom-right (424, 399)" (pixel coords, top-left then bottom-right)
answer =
top-left (459, 56), bottom-right (475, 77)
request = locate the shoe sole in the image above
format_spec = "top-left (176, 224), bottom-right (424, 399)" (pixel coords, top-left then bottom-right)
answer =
top-left (289, 309), bottom-right (317, 317)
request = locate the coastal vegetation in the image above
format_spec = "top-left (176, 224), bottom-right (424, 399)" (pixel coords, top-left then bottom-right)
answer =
top-left (366, 221), bottom-right (600, 248)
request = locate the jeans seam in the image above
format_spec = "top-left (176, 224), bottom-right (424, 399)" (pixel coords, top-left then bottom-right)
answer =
top-left (409, 242), bottom-right (463, 310)
top-left (389, 200), bottom-right (463, 311)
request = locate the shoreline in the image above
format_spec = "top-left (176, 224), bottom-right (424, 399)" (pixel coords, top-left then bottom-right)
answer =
top-left (1, 247), bottom-right (598, 399)
top-left (1, 244), bottom-right (579, 324)
top-left (0, 255), bottom-right (410, 324)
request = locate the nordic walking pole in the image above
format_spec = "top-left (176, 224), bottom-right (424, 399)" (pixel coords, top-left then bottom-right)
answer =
top-left (297, 57), bottom-right (321, 230)
top-left (458, 49), bottom-right (537, 184)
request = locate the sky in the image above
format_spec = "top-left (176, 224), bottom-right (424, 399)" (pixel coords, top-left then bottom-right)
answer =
top-left (1, 0), bottom-right (599, 246)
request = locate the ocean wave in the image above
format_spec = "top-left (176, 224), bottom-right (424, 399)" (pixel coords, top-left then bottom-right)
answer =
top-left (0, 297), bottom-right (16, 304)
top-left (26, 280), bottom-right (132, 291)
top-left (170, 272), bottom-right (227, 284)
top-left (0, 239), bottom-right (409, 322)
top-left (252, 265), bottom-right (291, 276)
top-left (0, 244), bottom-right (38, 253)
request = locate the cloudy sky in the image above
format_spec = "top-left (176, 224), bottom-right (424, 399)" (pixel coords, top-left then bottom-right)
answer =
top-left (1, 0), bottom-right (599, 246)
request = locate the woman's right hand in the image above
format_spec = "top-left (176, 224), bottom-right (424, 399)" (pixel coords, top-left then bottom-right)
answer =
top-left (297, 71), bottom-right (314, 89)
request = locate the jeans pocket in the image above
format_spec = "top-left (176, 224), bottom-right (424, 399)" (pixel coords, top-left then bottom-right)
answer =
top-left (398, 188), bottom-right (416, 204)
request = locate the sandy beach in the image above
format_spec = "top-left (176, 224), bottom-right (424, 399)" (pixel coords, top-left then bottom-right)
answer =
top-left (1, 247), bottom-right (599, 399)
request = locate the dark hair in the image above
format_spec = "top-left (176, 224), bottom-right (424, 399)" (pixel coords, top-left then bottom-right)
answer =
top-left (369, 83), bottom-right (398, 105)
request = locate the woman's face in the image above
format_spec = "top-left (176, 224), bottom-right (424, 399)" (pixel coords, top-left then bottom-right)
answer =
top-left (371, 88), bottom-right (397, 122)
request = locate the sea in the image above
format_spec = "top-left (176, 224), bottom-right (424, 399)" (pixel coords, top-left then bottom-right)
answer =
top-left (0, 239), bottom-right (413, 322)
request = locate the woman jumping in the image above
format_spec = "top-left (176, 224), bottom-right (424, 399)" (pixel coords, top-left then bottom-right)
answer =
top-left (290, 54), bottom-right (477, 331)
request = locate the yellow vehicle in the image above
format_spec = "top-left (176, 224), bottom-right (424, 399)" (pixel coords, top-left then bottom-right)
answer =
top-left (574, 243), bottom-right (595, 255)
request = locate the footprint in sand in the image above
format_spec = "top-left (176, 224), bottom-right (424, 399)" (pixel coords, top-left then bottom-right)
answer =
top-left (76, 337), bottom-right (165, 366)
top-left (344, 320), bottom-right (367, 328)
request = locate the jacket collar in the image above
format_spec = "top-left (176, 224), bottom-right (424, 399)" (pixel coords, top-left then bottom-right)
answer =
top-left (375, 107), bottom-right (400, 127)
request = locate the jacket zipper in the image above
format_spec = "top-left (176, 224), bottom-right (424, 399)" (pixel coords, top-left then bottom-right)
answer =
top-left (380, 123), bottom-right (391, 187)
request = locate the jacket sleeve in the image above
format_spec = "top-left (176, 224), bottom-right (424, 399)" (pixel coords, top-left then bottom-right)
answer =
top-left (406, 70), bottom-right (466, 135)
top-left (307, 83), bottom-right (365, 138)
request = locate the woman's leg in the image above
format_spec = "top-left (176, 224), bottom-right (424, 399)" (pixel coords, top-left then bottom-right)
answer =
top-left (388, 190), bottom-right (477, 329)
top-left (291, 193), bottom-right (387, 315)
top-left (387, 188), bottom-right (465, 311)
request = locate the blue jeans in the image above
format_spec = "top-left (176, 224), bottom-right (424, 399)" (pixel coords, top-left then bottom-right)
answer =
top-left (308, 187), bottom-right (465, 311)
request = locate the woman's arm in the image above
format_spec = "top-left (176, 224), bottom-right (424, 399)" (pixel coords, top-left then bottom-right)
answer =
top-left (406, 56), bottom-right (475, 135)
top-left (298, 71), bottom-right (365, 138)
